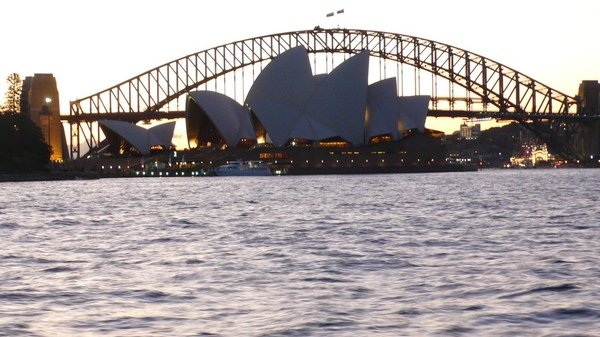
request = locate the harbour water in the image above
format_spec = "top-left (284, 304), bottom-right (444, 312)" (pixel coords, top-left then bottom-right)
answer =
top-left (1, 169), bottom-right (599, 336)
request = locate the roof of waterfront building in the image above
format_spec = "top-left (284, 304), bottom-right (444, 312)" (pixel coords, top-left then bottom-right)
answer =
top-left (186, 46), bottom-right (429, 148)
top-left (99, 120), bottom-right (176, 155)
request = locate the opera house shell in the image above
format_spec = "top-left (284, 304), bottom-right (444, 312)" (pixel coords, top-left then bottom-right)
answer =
top-left (186, 46), bottom-right (430, 149)
top-left (98, 120), bottom-right (176, 155)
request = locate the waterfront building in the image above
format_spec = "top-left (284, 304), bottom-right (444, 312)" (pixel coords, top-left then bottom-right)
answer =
top-left (180, 46), bottom-right (455, 173)
top-left (98, 120), bottom-right (176, 155)
top-left (510, 144), bottom-right (552, 167)
top-left (94, 46), bottom-right (472, 174)
top-left (186, 47), bottom-right (430, 149)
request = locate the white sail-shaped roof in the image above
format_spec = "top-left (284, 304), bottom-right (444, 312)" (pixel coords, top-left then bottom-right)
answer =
top-left (245, 46), bottom-right (315, 112)
top-left (305, 50), bottom-right (370, 145)
top-left (149, 122), bottom-right (177, 147)
top-left (367, 78), bottom-right (400, 140)
top-left (288, 115), bottom-right (338, 141)
top-left (188, 91), bottom-right (255, 146)
top-left (99, 120), bottom-right (175, 155)
top-left (312, 74), bottom-right (327, 87)
top-left (184, 47), bottom-right (434, 149)
top-left (250, 101), bottom-right (303, 145)
top-left (397, 95), bottom-right (430, 133)
top-left (244, 46), bottom-right (344, 145)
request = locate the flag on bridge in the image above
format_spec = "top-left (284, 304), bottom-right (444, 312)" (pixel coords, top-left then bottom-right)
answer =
top-left (326, 9), bottom-right (344, 17)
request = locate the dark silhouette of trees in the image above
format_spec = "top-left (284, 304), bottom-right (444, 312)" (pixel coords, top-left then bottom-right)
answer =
top-left (2, 73), bottom-right (22, 113)
top-left (0, 73), bottom-right (50, 172)
top-left (0, 112), bottom-right (51, 173)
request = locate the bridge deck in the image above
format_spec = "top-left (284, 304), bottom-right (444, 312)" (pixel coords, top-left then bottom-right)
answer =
top-left (60, 110), bottom-right (600, 123)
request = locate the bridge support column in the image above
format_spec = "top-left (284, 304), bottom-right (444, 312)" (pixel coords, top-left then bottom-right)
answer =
top-left (575, 121), bottom-right (600, 160)
top-left (574, 80), bottom-right (600, 161)
top-left (21, 74), bottom-right (68, 161)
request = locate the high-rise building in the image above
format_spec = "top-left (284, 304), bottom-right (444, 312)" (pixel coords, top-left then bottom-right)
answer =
top-left (459, 122), bottom-right (472, 140)
top-left (471, 123), bottom-right (481, 139)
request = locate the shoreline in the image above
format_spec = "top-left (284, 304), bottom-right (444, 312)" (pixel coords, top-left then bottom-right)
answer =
top-left (3, 164), bottom-right (598, 182)
top-left (0, 171), bottom-right (100, 182)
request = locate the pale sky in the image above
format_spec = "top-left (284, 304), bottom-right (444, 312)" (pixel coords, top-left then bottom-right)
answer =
top-left (1, 0), bottom-right (599, 140)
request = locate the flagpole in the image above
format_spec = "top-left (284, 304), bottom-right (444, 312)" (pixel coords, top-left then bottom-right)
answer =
top-left (325, 8), bottom-right (344, 28)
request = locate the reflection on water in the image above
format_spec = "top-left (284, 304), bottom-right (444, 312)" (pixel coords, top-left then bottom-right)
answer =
top-left (1, 169), bottom-right (599, 336)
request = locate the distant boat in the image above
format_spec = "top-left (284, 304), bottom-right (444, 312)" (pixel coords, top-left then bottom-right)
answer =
top-left (215, 160), bottom-right (272, 176)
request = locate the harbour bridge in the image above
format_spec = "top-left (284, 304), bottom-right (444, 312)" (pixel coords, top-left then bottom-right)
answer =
top-left (62, 28), bottom-right (600, 161)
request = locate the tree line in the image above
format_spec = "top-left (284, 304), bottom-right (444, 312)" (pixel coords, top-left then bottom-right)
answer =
top-left (1, 73), bottom-right (51, 173)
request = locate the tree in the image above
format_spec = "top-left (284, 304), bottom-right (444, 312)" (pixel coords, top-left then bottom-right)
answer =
top-left (2, 73), bottom-right (22, 113)
top-left (0, 113), bottom-right (51, 172)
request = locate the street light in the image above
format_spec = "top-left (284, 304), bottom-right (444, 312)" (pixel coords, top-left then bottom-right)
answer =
top-left (42, 97), bottom-right (51, 115)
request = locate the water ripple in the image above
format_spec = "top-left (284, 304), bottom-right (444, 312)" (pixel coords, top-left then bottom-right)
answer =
top-left (500, 283), bottom-right (579, 299)
top-left (1, 171), bottom-right (599, 336)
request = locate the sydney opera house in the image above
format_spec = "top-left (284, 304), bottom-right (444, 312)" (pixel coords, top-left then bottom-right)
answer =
top-left (100, 46), bottom-right (462, 174)
top-left (99, 120), bottom-right (176, 156)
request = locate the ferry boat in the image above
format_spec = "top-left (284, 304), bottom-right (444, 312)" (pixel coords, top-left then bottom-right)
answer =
top-left (215, 160), bottom-right (272, 176)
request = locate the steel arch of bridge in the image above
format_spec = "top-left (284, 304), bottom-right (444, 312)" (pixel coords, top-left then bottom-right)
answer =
top-left (67, 28), bottom-right (581, 159)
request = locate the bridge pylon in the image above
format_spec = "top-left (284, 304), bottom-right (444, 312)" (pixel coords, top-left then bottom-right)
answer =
top-left (573, 80), bottom-right (600, 161)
